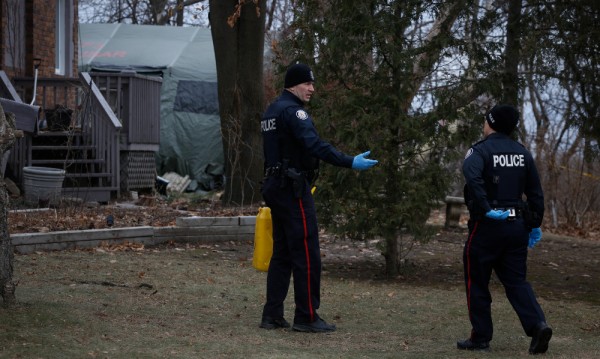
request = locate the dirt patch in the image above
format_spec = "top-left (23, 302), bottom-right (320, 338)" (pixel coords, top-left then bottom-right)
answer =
top-left (320, 227), bottom-right (600, 306)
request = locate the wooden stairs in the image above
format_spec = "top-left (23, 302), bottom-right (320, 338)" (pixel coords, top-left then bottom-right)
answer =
top-left (3, 71), bottom-right (161, 203)
top-left (29, 130), bottom-right (118, 203)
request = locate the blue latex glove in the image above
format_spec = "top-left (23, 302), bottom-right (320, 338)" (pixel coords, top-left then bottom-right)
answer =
top-left (529, 227), bottom-right (542, 248)
top-left (352, 151), bottom-right (378, 170)
top-left (485, 209), bottom-right (510, 220)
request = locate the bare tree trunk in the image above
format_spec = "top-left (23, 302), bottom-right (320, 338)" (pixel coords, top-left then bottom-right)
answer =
top-left (387, 0), bottom-right (467, 272)
top-left (0, 178), bottom-right (15, 306)
top-left (0, 105), bottom-right (23, 306)
top-left (176, 0), bottom-right (184, 26)
top-left (502, 0), bottom-right (522, 106)
top-left (384, 235), bottom-right (400, 277)
top-left (209, 0), bottom-right (266, 207)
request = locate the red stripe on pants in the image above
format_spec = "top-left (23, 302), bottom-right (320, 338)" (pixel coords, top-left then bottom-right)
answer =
top-left (466, 220), bottom-right (479, 321)
top-left (298, 198), bottom-right (314, 322)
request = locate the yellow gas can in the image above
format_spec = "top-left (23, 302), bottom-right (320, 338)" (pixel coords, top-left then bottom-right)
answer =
top-left (253, 207), bottom-right (273, 272)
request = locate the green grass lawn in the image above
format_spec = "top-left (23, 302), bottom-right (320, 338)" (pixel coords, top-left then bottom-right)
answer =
top-left (1, 235), bottom-right (599, 359)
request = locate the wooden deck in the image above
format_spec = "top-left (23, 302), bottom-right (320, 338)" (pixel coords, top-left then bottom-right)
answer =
top-left (1, 71), bottom-right (162, 202)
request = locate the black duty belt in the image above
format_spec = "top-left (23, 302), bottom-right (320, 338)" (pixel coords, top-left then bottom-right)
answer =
top-left (265, 166), bottom-right (315, 179)
top-left (493, 207), bottom-right (522, 221)
top-left (264, 166), bottom-right (281, 177)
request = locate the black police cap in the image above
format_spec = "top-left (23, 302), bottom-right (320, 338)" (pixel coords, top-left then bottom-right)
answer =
top-left (486, 104), bottom-right (519, 135)
top-left (284, 63), bottom-right (315, 88)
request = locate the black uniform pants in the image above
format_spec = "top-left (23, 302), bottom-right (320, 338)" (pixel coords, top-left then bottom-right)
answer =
top-left (261, 176), bottom-right (321, 323)
top-left (463, 217), bottom-right (546, 342)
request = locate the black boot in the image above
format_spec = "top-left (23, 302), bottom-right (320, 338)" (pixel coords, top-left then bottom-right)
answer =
top-left (529, 322), bottom-right (552, 355)
top-left (292, 318), bottom-right (336, 333)
top-left (457, 338), bottom-right (490, 351)
top-left (259, 316), bottom-right (290, 329)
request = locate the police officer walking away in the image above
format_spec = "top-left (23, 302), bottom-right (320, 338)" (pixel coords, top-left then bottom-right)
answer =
top-left (259, 63), bottom-right (378, 333)
top-left (458, 104), bottom-right (552, 354)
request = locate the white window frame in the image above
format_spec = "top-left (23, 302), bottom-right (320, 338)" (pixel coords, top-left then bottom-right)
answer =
top-left (55, 0), bottom-right (73, 76)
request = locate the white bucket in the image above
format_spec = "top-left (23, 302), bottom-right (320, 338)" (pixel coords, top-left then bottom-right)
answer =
top-left (22, 166), bottom-right (66, 206)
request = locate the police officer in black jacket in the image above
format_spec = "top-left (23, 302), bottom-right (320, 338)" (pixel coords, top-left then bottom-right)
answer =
top-left (458, 104), bottom-right (552, 354)
top-left (259, 63), bottom-right (378, 333)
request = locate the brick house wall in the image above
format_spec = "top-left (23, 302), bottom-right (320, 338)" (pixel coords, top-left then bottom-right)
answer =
top-left (1, 0), bottom-right (78, 80)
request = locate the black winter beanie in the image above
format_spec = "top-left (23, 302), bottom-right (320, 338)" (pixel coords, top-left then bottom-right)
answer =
top-left (486, 104), bottom-right (519, 135)
top-left (284, 63), bottom-right (314, 88)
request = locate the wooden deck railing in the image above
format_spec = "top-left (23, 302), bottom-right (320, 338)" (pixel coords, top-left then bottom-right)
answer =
top-left (12, 75), bottom-right (82, 116)
top-left (0, 71), bottom-right (22, 101)
top-left (0, 71), bottom-right (40, 134)
top-left (1, 71), bottom-right (35, 182)
top-left (9, 74), bottom-right (122, 196)
top-left (4, 71), bottom-right (160, 200)
top-left (78, 72), bottom-right (122, 195)
top-left (89, 72), bottom-right (161, 150)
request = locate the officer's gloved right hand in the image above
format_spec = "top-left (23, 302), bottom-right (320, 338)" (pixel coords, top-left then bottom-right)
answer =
top-left (528, 227), bottom-right (542, 248)
top-left (352, 151), bottom-right (378, 170)
top-left (485, 209), bottom-right (510, 220)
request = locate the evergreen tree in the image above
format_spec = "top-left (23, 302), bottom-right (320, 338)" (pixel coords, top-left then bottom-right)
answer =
top-left (277, 0), bottom-right (498, 275)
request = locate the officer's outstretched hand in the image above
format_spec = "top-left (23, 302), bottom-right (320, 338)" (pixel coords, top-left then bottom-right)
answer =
top-left (528, 227), bottom-right (542, 248)
top-left (485, 209), bottom-right (510, 220)
top-left (352, 151), bottom-right (378, 170)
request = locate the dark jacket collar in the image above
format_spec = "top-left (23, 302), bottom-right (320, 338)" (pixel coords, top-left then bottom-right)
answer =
top-left (486, 132), bottom-right (510, 140)
top-left (280, 89), bottom-right (303, 105)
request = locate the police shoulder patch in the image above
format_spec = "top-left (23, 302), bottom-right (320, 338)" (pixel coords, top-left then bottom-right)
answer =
top-left (296, 110), bottom-right (308, 120)
top-left (464, 148), bottom-right (474, 159)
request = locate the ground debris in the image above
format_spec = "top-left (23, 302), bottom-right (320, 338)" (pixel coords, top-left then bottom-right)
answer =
top-left (8, 197), bottom-right (258, 234)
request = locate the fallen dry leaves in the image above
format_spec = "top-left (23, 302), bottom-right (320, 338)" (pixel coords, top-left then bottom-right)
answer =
top-left (8, 196), bottom-right (258, 234)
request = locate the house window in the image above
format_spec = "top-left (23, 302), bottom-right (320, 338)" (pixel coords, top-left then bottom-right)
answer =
top-left (2, 0), bottom-right (25, 72)
top-left (55, 0), bottom-right (73, 76)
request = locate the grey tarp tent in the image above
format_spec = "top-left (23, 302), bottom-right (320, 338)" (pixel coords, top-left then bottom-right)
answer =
top-left (79, 23), bottom-right (223, 191)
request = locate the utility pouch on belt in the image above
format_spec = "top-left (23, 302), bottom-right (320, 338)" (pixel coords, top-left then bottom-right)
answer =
top-left (463, 184), bottom-right (483, 220)
top-left (522, 202), bottom-right (537, 228)
top-left (279, 159), bottom-right (289, 189)
top-left (285, 168), bottom-right (306, 198)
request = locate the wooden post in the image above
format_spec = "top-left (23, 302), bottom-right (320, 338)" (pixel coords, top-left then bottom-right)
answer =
top-left (445, 196), bottom-right (466, 228)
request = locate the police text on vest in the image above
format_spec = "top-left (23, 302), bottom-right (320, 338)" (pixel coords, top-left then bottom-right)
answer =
top-left (493, 154), bottom-right (525, 167)
top-left (261, 118), bottom-right (276, 132)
